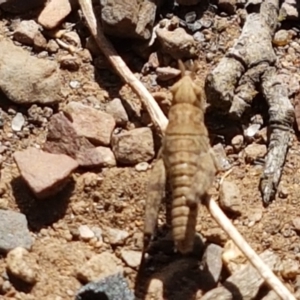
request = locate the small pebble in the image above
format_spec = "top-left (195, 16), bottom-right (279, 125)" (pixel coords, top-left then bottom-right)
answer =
top-left (2, 280), bottom-right (11, 293)
top-left (11, 113), bottom-right (25, 132)
top-left (222, 240), bottom-right (245, 273)
top-left (67, 290), bottom-right (74, 296)
top-left (292, 217), bottom-right (300, 231)
top-left (204, 227), bottom-right (228, 245)
top-left (104, 227), bottom-right (129, 245)
top-left (47, 39), bottom-right (59, 53)
top-left (78, 225), bottom-right (95, 241)
top-left (244, 123), bottom-right (261, 138)
top-left (255, 127), bottom-right (268, 143)
top-left (244, 144), bottom-right (267, 163)
top-left (91, 226), bottom-right (103, 241)
top-left (135, 162), bottom-right (149, 172)
top-left (59, 55), bottom-right (81, 71)
top-left (185, 11), bottom-right (196, 23)
top-left (206, 52), bottom-right (215, 62)
top-left (247, 208), bottom-right (263, 227)
top-left (6, 247), bottom-right (39, 284)
top-left (193, 32), bottom-right (205, 43)
top-left (212, 143), bottom-right (231, 171)
top-left (200, 18), bottom-right (213, 29)
top-left (62, 31), bottom-right (82, 48)
top-left (219, 180), bottom-right (243, 215)
top-left (0, 145), bottom-right (7, 154)
top-left (0, 198), bottom-right (8, 209)
top-left (120, 250), bottom-right (142, 268)
top-left (69, 80), bottom-right (80, 89)
top-left (278, 185), bottom-right (289, 199)
top-left (280, 259), bottom-right (299, 280)
top-left (231, 135), bottom-right (244, 152)
top-left (291, 41), bottom-right (300, 53)
top-left (273, 29), bottom-right (291, 46)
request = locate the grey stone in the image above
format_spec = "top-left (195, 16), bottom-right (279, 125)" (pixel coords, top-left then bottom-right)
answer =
top-left (0, 210), bottom-right (33, 253)
top-left (105, 98), bottom-right (128, 126)
top-left (112, 128), bottom-right (154, 165)
top-left (212, 143), bottom-right (231, 171)
top-left (11, 113), bottom-right (25, 132)
top-left (202, 243), bottom-right (223, 283)
top-left (0, 39), bottom-right (61, 105)
top-left (76, 273), bottom-right (134, 300)
top-left (104, 227), bottom-right (129, 245)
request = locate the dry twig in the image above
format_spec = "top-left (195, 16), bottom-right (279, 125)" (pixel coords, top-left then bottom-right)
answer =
top-left (78, 0), bottom-right (168, 134)
top-left (204, 196), bottom-right (295, 300)
top-left (205, 0), bottom-right (295, 204)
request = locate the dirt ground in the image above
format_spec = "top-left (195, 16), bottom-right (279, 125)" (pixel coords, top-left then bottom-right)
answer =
top-left (0, 1), bottom-right (300, 300)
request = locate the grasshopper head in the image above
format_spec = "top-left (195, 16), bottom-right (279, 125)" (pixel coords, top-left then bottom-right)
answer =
top-left (170, 60), bottom-right (204, 108)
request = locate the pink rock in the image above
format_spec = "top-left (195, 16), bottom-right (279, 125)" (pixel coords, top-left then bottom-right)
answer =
top-left (63, 102), bottom-right (116, 146)
top-left (38, 0), bottom-right (72, 30)
top-left (13, 147), bottom-right (78, 199)
top-left (43, 112), bottom-right (94, 158)
top-left (76, 146), bottom-right (116, 168)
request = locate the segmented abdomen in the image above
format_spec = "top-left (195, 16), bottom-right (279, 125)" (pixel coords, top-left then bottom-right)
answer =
top-left (163, 134), bottom-right (203, 254)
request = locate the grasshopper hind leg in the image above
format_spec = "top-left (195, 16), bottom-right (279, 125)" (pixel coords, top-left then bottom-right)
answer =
top-left (143, 158), bottom-right (166, 252)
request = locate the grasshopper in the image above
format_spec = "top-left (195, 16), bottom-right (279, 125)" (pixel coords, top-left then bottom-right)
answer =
top-left (144, 61), bottom-right (217, 254)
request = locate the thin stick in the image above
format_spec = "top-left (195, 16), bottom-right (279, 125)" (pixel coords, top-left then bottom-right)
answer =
top-left (205, 196), bottom-right (295, 300)
top-left (78, 0), bottom-right (168, 134)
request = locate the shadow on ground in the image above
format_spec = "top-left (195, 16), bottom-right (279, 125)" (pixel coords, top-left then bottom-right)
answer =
top-left (135, 254), bottom-right (215, 299)
top-left (134, 237), bottom-right (245, 299)
top-left (134, 230), bottom-right (219, 299)
top-left (7, 270), bottom-right (35, 294)
top-left (11, 176), bottom-right (75, 231)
